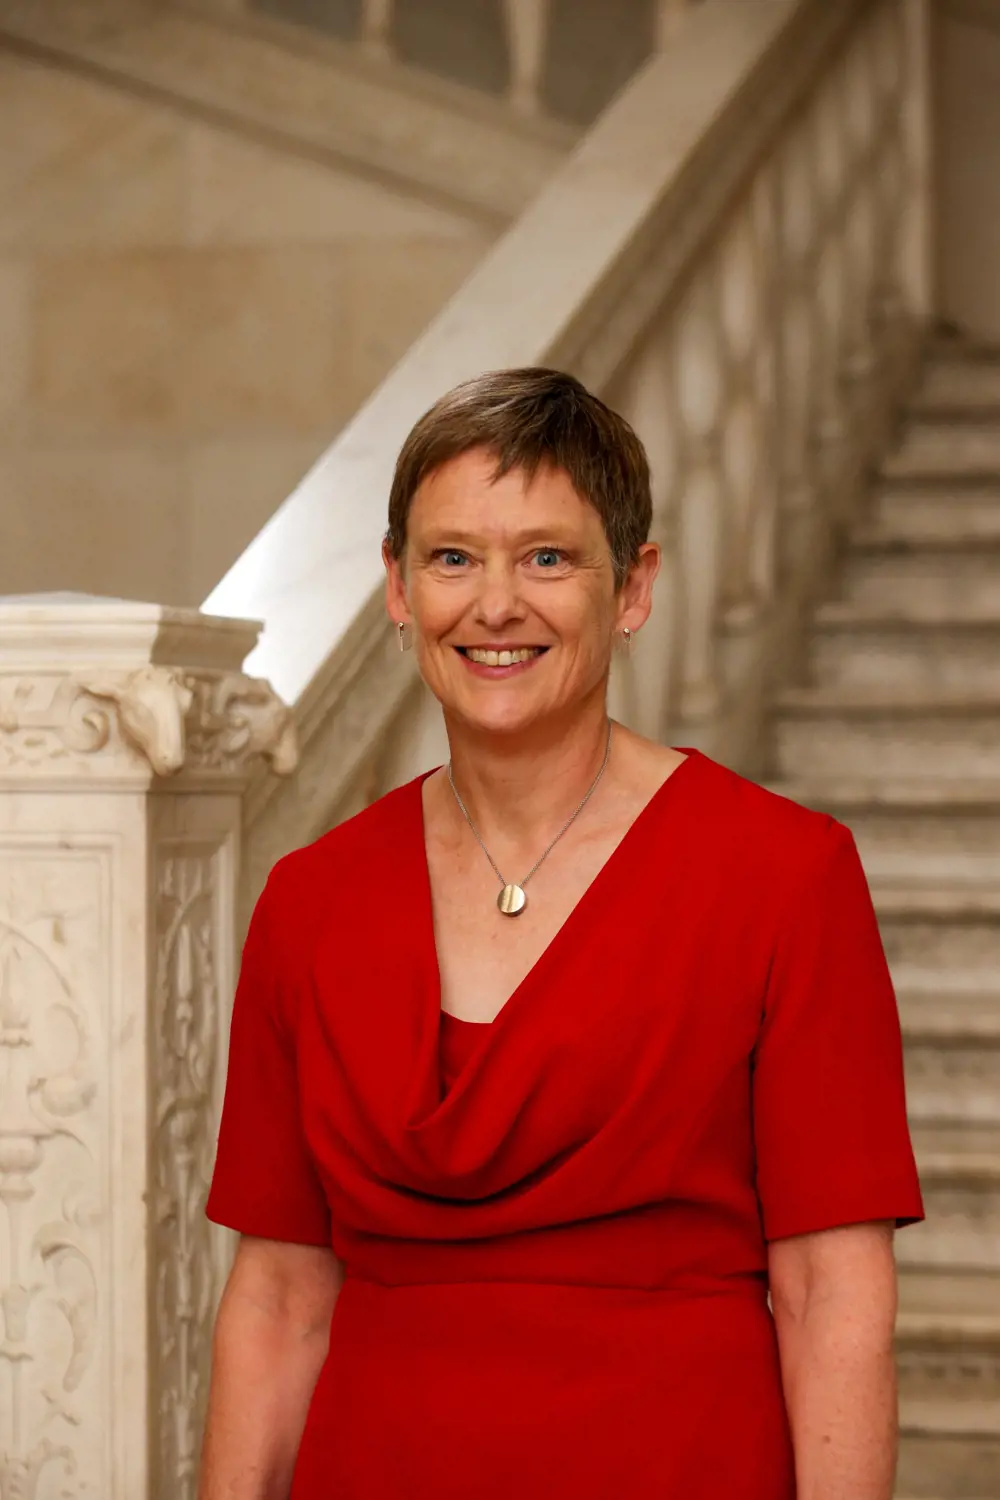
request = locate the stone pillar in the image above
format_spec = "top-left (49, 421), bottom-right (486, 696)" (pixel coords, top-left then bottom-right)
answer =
top-left (0, 594), bottom-right (297, 1500)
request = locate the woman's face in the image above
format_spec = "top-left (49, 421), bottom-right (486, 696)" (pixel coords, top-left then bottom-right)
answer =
top-left (384, 447), bottom-right (659, 737)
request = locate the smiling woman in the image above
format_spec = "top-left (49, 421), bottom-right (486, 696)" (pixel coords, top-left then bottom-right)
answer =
top-left (200, 368), bottom-right (924, 1500)
top-left (382, 369), bottom-right (658, 747)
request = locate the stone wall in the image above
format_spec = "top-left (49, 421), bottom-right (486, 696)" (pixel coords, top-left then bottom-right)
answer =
top-left (0, 51), bottom-right (491, 606)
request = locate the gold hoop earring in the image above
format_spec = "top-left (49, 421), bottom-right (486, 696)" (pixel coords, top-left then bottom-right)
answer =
top-left (397, 621), bottom-right (412, 653)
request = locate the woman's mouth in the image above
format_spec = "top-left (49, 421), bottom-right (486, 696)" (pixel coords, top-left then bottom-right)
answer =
top-left (456, 646), bottom-right (548, 673)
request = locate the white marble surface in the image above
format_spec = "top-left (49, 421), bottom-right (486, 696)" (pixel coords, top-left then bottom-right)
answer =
top-left (0, 593), bottom-right (294, 1496)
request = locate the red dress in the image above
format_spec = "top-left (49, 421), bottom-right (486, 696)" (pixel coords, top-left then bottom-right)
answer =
top-left (206, 748), bottom-right (924, 1498)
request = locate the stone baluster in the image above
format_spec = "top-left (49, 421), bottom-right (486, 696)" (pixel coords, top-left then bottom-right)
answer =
top-left (612, 327), bottom-right (681, 741)
top-left (810, 85), bottom-right (852, 483)
top-left (838, 21), bottom-right (881, 413)
top-left (867, 2), bottom-right (908, 332)
top-left (747, 167), bottom-right (781, 608)
top-left (899, 0), bottom-right (933, 323)
top-left (655, 0), bottom-right (691, 47)
top-left (673, 279), bottom-right (725, 724)
top-left (715, 198), bottom-right (770, 633)
top-left (360, 0), bottom-right (394, 61)
top-left (774, 120), bottom-right (823, 581)
top-left (503, 0), bottom-right (552, 116)
top-left (0, 593), bottom-right (297, 1500)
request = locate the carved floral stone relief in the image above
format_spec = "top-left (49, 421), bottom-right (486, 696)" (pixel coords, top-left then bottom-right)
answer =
top-left (0, 853), bottom-right (105, 1500)
top-left (152, 847), bottom-right (224, 1500)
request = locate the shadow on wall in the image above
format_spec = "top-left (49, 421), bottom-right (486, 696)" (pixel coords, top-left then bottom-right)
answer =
top-left (252, 0), bottom-right (659, 124)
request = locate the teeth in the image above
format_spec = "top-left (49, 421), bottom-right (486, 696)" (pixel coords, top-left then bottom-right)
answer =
top-left (465, 647), bottom-right (539, 666)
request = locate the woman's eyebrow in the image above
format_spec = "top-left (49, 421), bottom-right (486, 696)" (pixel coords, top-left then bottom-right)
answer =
top-left (420, 527), bottom-right (576, 548)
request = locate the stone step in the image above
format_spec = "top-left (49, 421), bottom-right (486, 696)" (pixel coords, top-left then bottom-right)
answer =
top-left (838, 547), bottom-right (1000, 618)
top-left (897, 1267), bottom-right (1000, 1399)
top-left (809, 613), bottom-right (1000, 696)
top-left (912, 353), bottom-right (1000, 416)
top-left (898, 993), bottom-right (1000, 1127)
top-left (896, 1270), bottom-right (1000, 1495)
top-left (912, 1121), bottom-right (1000, 1178)
top-left (904, 1035), bottom-right (1000, 1127)
top-left (899, 1123), bottom-right (1000, 1273)
top-left (882, 421), bottom-right (1000, 482)
top-left (862, 485), bottom-right (1000, 547)
top-left (765, 775), bottom-right (1000, 811)
top-left (899, 992), bottom-right (1000, 1045)
top-left (897, 1394), bottom-right (1000, 1498)
top-left (837, 805), bottom-right (1000, 893)
top-left (877, 888), bottom-right (1000, 921)
top-left (879, 911), bottom-right (1000, 996)
top-left (772, 690), bottom-right (1000, 782)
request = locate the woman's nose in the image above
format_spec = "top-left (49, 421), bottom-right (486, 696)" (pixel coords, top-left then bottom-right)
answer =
top-left (474, 564), bottom-right (526, 624)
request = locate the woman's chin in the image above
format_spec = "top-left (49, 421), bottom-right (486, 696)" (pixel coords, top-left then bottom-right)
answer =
top-left (446, 697), bottom-right (552, 739)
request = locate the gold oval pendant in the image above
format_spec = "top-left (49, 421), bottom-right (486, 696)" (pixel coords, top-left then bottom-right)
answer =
top-left (497, 883), bottom-right (527, 916)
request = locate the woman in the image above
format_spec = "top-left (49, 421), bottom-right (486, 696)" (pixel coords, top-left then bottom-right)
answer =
top-left (201, 368), bottom-right (924, 1500)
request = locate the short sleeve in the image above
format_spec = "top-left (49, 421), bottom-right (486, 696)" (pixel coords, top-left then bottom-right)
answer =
top-left (206, 872), bottom-right (332, 1246)
top-left (752, 820), bottom-right (924, 1242)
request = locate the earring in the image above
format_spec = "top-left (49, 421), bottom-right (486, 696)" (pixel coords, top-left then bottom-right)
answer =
top-left (621, 626), bottom-right (633, 647)
top-left (397, 621), bottom-right (412, 652)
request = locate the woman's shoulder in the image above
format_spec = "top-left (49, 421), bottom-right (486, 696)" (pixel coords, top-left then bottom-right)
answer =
top-left (263, 772), bottom-right (428, 905)
top-left (678, 747), bottom-right (850, 880)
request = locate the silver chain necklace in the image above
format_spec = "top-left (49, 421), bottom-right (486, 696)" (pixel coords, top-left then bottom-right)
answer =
top-left (446, 721), bottom-right (614, 916)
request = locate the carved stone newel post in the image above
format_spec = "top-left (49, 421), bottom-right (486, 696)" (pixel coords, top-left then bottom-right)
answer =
top-left (0, 594), bottom-right (298, 1500)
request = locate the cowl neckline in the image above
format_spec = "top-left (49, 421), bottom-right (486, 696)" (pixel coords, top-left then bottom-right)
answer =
top-left (416, 748), bottom-right (705, 1112)
top-left (295, 743), bottom-right (748, 1224)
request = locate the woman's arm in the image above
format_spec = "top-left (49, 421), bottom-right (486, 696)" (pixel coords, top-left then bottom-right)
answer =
top-left (769, 1220), bottom-right (899, 1500)
top-left (198, 1236), bottom-right (344, 1500)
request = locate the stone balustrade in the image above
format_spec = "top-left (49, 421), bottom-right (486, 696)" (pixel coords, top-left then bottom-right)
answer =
top-left (186, 0), bottom-right (700, 125)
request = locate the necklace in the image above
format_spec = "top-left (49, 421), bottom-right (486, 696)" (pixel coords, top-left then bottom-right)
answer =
top-left (446, 721), bottom-right (614, 916)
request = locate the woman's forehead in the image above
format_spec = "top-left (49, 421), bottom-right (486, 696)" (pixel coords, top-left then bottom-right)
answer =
top-left (410, 451), bottom-right (599, 532)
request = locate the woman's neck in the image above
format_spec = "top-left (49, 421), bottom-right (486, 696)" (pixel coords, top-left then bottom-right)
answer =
top-left (440, 702), bottom-right (614, 848)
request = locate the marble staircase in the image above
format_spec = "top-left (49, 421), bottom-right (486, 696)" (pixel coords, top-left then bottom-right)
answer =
top-left (768, 342), bottom-right (1000, 1499)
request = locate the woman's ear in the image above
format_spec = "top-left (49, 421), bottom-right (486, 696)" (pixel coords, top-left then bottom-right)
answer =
top-left (383, 538), bottom-right (411, 626)
top-left (617, 541), bottom-right (661, 634)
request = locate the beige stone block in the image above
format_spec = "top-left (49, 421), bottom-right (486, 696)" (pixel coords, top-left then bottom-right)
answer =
top-left (0, 444), bottom-right (188, 604)
top-left (0, 259), bottom-right (31, 434)
top-left (176, 247), bottom-right (348, 436)
top-left (32, 247), bottom-right (348, 440)
top-left (32, 252), bottom-right (182, 437)
top-left (184, 127), bottom-right (478, 247)
top-left (0, 58), bottom-right (186, 251)
top-left (340, 237), bottom-right (486, 410)
top-left (184, 434), bottom-right (330, 600)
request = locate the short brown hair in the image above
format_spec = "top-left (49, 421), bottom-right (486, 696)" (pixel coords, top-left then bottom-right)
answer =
top-left (385, 368), bottom-right (652, 587)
